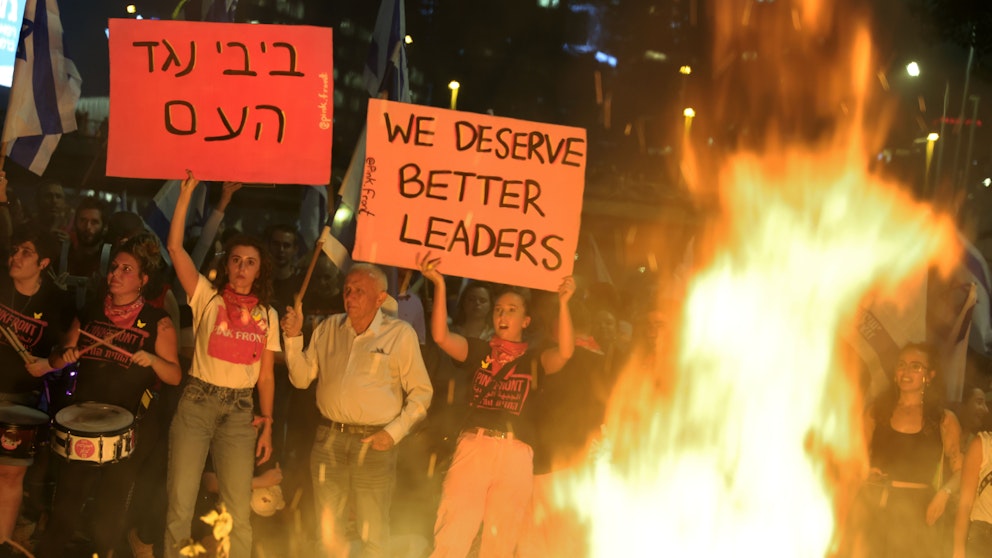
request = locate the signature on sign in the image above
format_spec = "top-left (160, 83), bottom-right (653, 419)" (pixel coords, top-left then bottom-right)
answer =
top-left (317, 72), bottom-right (330, 130)
top-left (360, 157), bottom-right (377, 217)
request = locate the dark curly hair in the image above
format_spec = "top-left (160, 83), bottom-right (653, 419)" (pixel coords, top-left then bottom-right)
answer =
top-left (210, 233), bottom-right (273, 307)
top-left (110, 232), bottom-right (166, 299)
top-left (11, 225), bottom-right (59, 266)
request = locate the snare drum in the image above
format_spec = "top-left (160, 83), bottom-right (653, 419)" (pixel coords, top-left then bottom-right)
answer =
top-left (0, 402), bottom-right (49, 460)
top-left (51, 402), bottom-right (135, 464)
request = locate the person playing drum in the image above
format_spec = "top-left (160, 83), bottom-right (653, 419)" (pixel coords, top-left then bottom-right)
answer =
top-left (0, 224), bottom-right (74, 546)
top-left (35, 233), bottom-right (181, 558)
top-left (165, 171), bottom-right (278, 558)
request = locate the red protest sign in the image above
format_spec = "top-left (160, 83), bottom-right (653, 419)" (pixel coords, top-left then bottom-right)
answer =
top-left (354, 99), bottom-right (586, 291)
top-left (107, 19), bottom-right (333, 184)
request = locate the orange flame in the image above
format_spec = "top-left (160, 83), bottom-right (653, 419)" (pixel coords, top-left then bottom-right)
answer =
top-left (553, 1), bottom-right (959, 557)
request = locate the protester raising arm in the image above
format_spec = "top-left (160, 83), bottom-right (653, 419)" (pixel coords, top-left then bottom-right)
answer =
top-left (541, 276), bottom-right (576, 375)
top-left (417, 252), bottom-right (469, 363)
top-left (166, 170), bottom-right (201, 298)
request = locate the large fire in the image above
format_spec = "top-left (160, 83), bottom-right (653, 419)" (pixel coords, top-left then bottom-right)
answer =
top-left (555, 1), bottom-right (961, 557)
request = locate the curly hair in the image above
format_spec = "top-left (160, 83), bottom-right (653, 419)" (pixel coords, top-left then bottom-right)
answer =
top-left (210, 233), bottom-right (273, 306)
top-left (10, 225), bottom-right (59, 265)
top-left (111, 232), bottom-right (166, 298)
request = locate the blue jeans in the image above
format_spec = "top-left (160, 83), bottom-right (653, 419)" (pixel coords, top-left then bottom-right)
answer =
top-left (311, 425), bottom-right (398, 558)
top-left (165, 377), bottom-right (256, 558)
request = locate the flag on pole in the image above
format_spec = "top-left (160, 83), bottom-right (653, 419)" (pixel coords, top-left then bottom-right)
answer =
top-left (326, 0), bottom-right (409, 271)
top-left (937, 281), bottom-right (976, 402)
top-left (1, 0), bottom-right (82, 175)
top-left (363, 0), bottom-right (409, 102)
top-left (143, 179), bottom-right (207, 247)
top-left (849, 271), bottom-right (928, 399)
top-left (960, 235), bottom-right (992, 357)
top-left (298, 184), bottom-right (328, 250)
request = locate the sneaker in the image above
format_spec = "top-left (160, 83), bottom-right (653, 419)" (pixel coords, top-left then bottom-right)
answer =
top-left (128, 528), bottom-right (155, 558)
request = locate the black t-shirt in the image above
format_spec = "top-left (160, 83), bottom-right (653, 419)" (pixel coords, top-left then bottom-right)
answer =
top-left (0, 278), bottom-right (75, 394)
top-left (458, 337), bottom-right (545, 447)
top-left (71, 302), bottom-right (167, 414)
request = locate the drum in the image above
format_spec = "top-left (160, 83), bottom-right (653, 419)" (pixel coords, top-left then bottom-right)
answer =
top-left (51, 402), bottom-right (135, 464)
top-left (0, 402), bottom-right (49, 460)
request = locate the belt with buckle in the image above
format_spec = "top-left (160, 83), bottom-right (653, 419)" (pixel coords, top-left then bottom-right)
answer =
top-left (319, 417), bottom-right (382, 436)
top-left (464, 427), bottom-right (515, 440)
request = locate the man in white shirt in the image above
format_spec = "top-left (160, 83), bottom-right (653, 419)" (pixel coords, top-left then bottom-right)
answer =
top-left (281, 263), bottom-right (432, 557)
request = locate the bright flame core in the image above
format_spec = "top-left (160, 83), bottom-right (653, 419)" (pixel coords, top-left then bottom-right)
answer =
top-left (555, 2), bottom-right (959, 557)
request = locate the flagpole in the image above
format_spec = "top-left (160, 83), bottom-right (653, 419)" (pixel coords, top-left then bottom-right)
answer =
top-left (293, 226), bottom-right (330, 309)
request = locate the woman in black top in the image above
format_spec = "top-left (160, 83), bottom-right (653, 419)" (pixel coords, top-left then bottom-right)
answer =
top-left (0, 226), bottom-right (73, 544)
top-left (861, 343), bottom-right (962, 558)
top-left (418, 253), bottom-right (574, 558)
top-left (37, 233), bottom-right (181, 558)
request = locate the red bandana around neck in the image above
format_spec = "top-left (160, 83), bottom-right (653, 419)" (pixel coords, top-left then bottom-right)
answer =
top-left (222, 286), bottom-right (260, 326)
top-left (104, 295), bottom-right (144, 329)
top-left (486, 337), bottom-right (528, 374)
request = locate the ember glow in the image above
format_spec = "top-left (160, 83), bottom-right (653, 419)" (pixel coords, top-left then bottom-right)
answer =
top-left (554, 2), bottom-right (960, 557)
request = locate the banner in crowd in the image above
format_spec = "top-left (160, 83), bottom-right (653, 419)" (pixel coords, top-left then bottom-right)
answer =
top-left (106, 18), bottom-right (333, 184)
top-left (354, 98), bottom-right (587, 291)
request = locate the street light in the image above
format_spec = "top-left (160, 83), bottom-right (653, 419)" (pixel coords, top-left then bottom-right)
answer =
top-left (925, 132), bottom-right (939, 193)
top-left (906, 61), bottom-right (920, 78)
top-left (448, 80), bottom-right (460, 110)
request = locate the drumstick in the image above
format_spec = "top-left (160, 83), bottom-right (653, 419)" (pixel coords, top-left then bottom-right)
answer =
top-left (0, 323), bottom-right (31, 363)
top-left (78, 328), bottom-right (133, 359)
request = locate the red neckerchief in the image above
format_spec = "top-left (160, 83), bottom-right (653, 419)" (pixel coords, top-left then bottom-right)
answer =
top-left (486, 336), bottom-right (528, 374)
top-left (221, 286), bottom-right (260, 326)
top-left (104, 295), bottom-right (144, 329)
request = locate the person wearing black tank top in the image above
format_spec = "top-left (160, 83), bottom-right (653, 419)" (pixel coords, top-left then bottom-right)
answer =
top-left (859, 343), bottom-right (963, 558)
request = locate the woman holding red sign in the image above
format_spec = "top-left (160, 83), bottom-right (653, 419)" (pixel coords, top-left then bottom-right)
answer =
top-left (164, 171), bottom-right (279, 558)
top-left (417, 252), bottom-right (575, 558)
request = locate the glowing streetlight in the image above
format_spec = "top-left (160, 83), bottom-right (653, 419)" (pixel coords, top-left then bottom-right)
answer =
top-left (906, 61), bottom-right (920, 78)
top-left (126, 4), bottom-right (136, 13)
top-left (404, 35), bottom-right (413, 45)
top-left (925, 132), bottom-right (939, 193)
top-left (679, 65), bottom-right (692, 75)
top-left (448, 80), bottom-right (460, 110)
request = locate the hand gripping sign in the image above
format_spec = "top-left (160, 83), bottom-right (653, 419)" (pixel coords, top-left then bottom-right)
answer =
top-left (107, 18), bottom-right (333, 184)
top-left (354, 99), bottom-right (587, 291)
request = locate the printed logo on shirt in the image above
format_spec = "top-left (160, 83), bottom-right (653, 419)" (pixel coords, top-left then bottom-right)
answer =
top-left (0, 304), bottom-right (48, 350)
top-left (206, 308), bottom-right (265, 365)
top-left (471, 363), bottom-right (531, 415)
top-left (79, 321), bottom-right (150, 367)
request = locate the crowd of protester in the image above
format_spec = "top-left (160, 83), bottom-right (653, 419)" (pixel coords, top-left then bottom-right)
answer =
top-left (0, 172), bottom-right (991, 558)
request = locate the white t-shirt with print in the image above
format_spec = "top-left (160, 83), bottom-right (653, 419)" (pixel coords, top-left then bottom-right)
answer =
top-left (189, 275), bottom-right (281, 389)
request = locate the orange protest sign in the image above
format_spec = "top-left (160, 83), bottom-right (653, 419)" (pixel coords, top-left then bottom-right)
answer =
top-left (106, 19), bottom-right (333, 184)
top-left (354, 99), bottom-right (586, 291)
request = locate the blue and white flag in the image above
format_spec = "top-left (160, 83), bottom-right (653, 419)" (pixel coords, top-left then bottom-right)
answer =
top-left (1, 0), bottom-right (81, 176)
top-left (961, 234), bottom-right (992, 357)
top-left (143, 179), bottom-right (207, 247)
top-left (850, 271), bottom-right (929, 399)
top-left (363, 0), bottom-right (409, 102)
top-left (328, 0), bottom-right (409, 271)
top-left (298, 184), bottom-right (328, 251)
